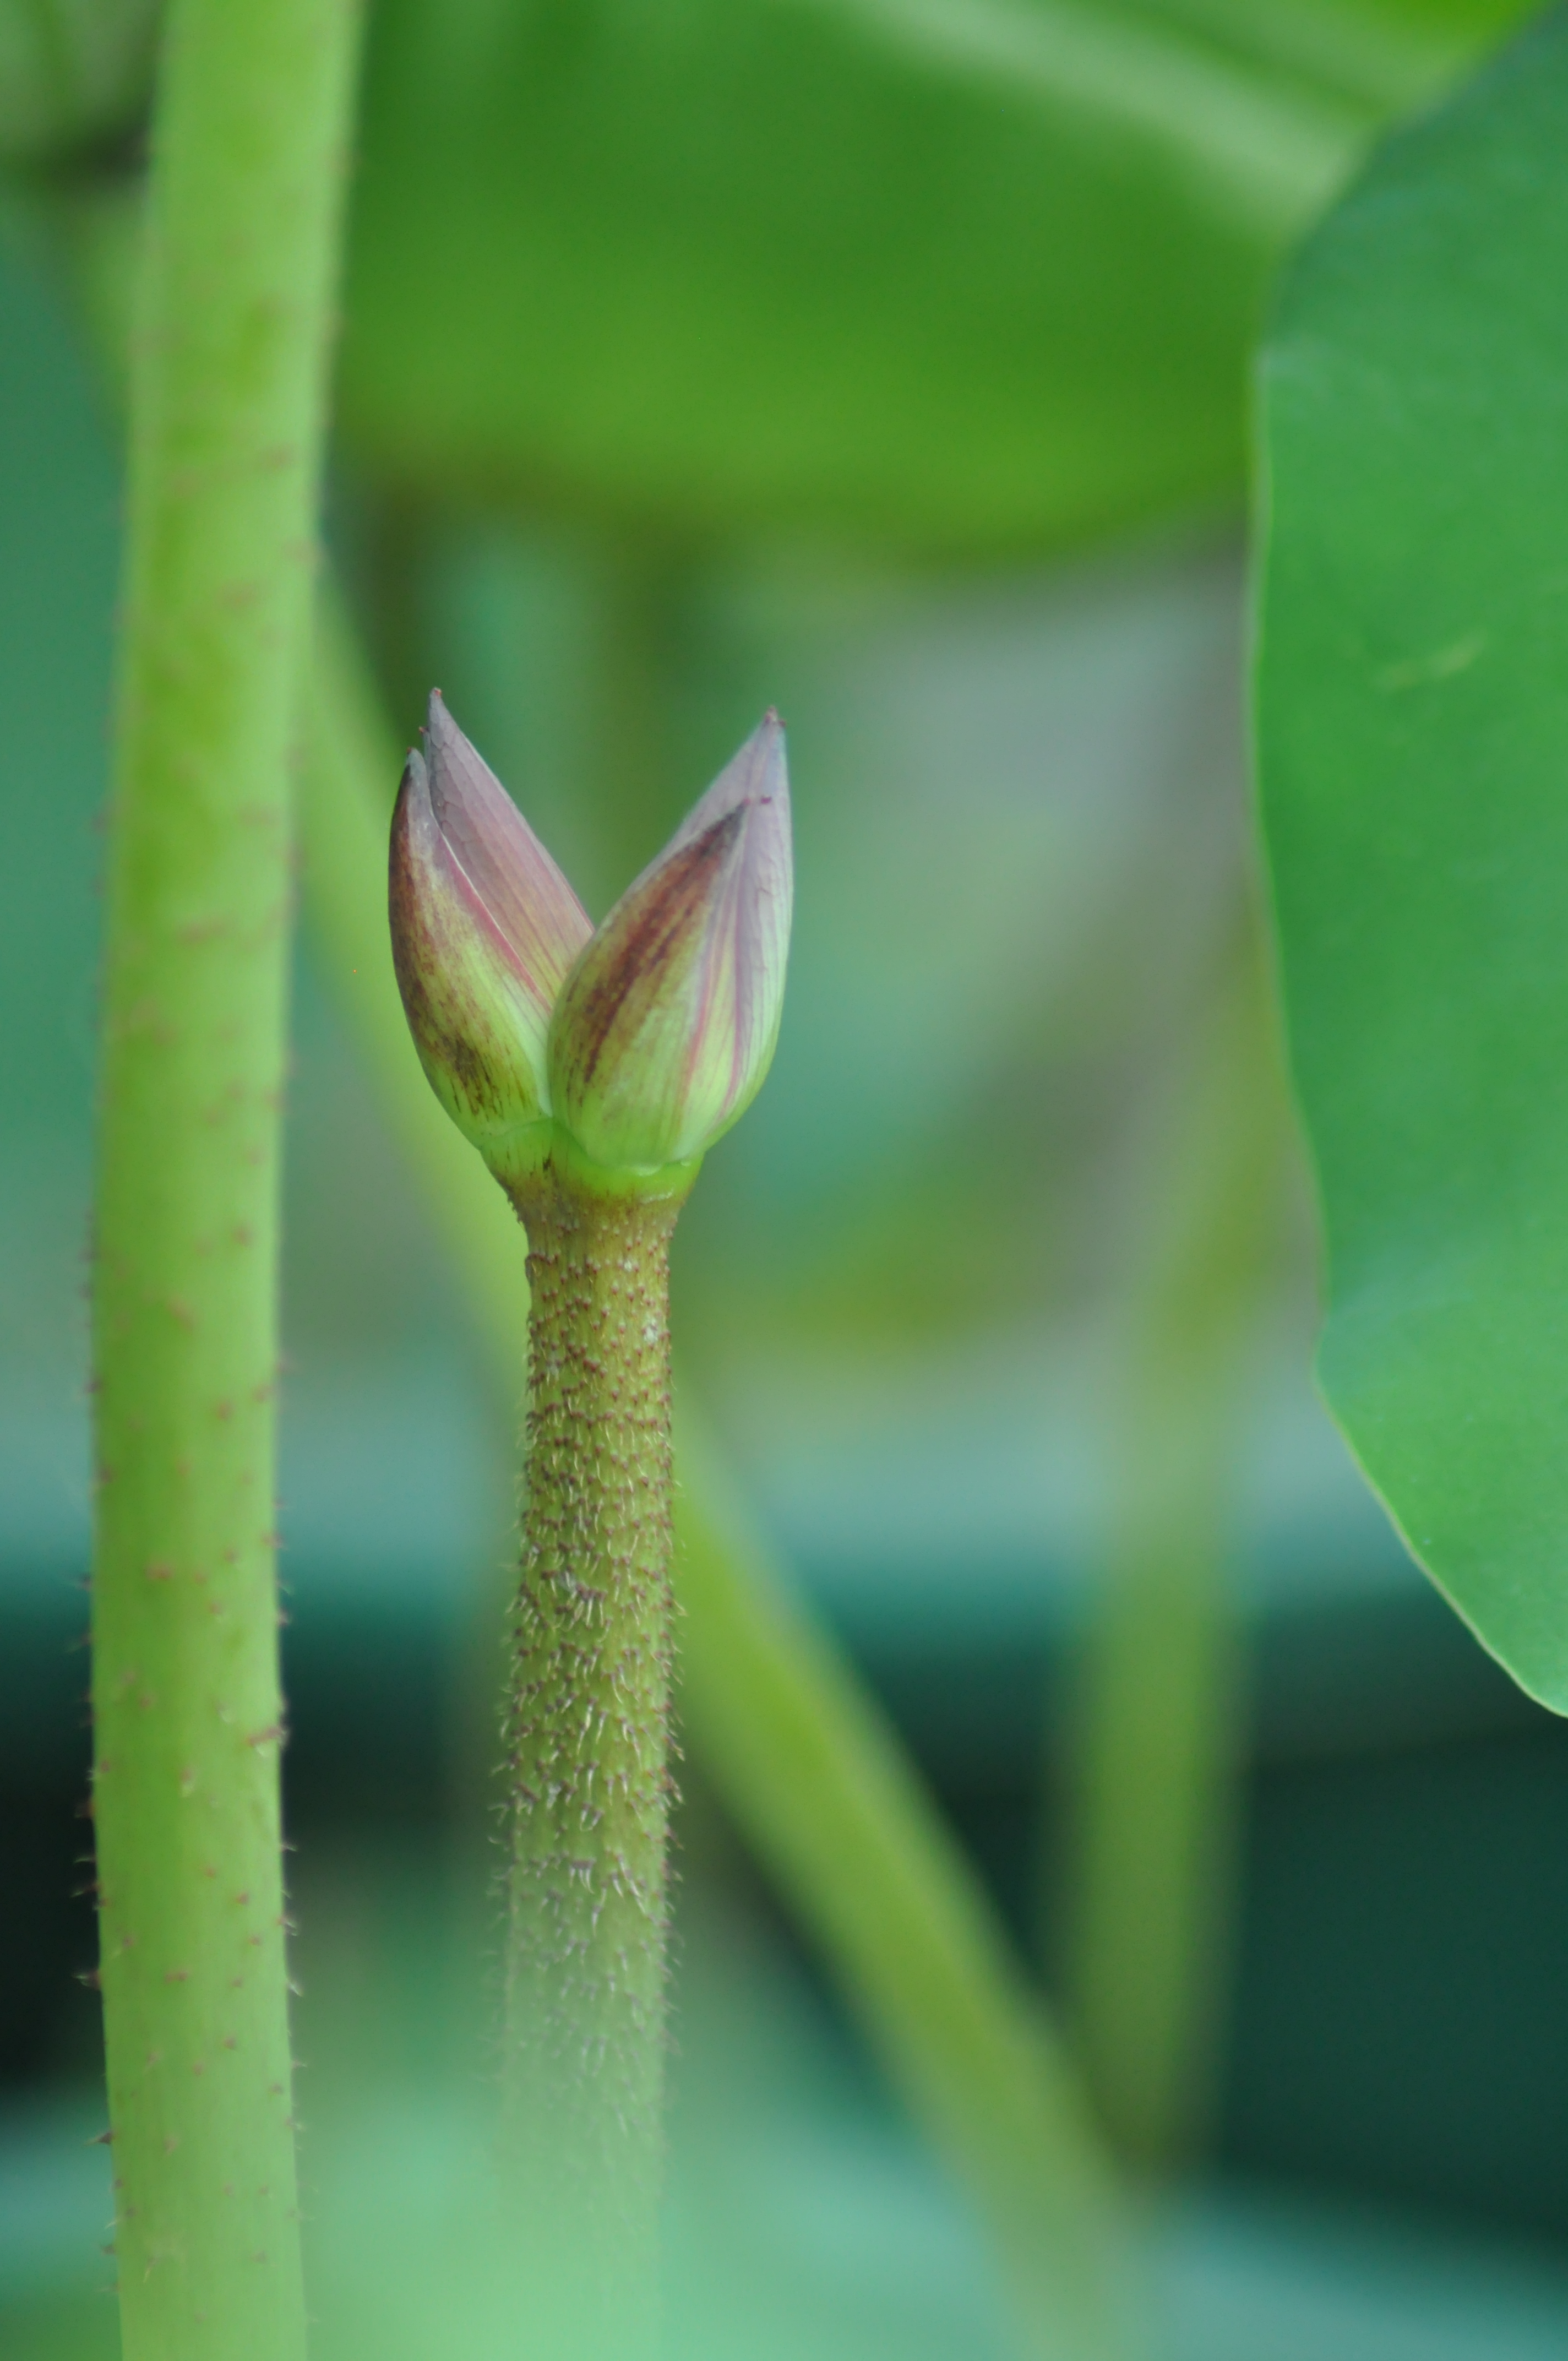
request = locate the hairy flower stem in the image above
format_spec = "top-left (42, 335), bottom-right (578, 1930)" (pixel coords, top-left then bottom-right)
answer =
top-left (502, 1163), bottom-right (686, 2358)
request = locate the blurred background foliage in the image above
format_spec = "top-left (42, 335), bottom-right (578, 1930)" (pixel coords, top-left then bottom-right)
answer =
top-left (7, 1), bottom-right (1568, 2355)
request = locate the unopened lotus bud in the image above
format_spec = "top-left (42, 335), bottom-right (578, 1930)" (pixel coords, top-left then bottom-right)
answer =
top-left (548, 713), bottom-right (792, 1174)
top-left (389, 694), bottom-right (592, 1171)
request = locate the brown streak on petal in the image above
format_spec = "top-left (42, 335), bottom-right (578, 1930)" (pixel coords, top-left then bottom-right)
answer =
top-left (569, 815), bottom-right (741, 1092)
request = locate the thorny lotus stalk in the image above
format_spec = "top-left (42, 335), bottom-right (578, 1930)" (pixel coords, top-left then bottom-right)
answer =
top-left (500, 1179), bottom-right (679, 2353)
top-left (389, 696), bottom-right (791, 2353)
top-left (89, 1), bottom-right (362, 2358)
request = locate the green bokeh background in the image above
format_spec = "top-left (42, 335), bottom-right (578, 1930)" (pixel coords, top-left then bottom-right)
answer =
top-left (9, 2), bottom-right (1568, 2352)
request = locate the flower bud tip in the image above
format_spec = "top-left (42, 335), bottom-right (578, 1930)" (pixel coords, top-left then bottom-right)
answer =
top-left (389, 700), bottom-right (591, 1166)
top-left (548, 714), bottom-right (793, 1173)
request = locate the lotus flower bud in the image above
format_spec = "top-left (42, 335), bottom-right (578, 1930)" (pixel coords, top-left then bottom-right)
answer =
top-left (389, 694), bottom-right (592, 1172)
top-left (548, 714), bottom-right (792, 1174)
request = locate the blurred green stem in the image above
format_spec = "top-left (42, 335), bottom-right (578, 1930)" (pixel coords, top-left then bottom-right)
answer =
top-left (299, 592), bottom-right (1136, 2361)
top-left (89, 3), bottom-right (361, 2357)
top-left (676, 1419), bottom-right (1133, 2361)
top-left (1063, 926), bottom-right (1286, 2169)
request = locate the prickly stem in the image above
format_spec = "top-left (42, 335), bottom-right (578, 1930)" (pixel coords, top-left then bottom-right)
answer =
top-left (499, 1166), bottom-right (684, 2360)
top-left (90, 1), bottom-right (362, 2356)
